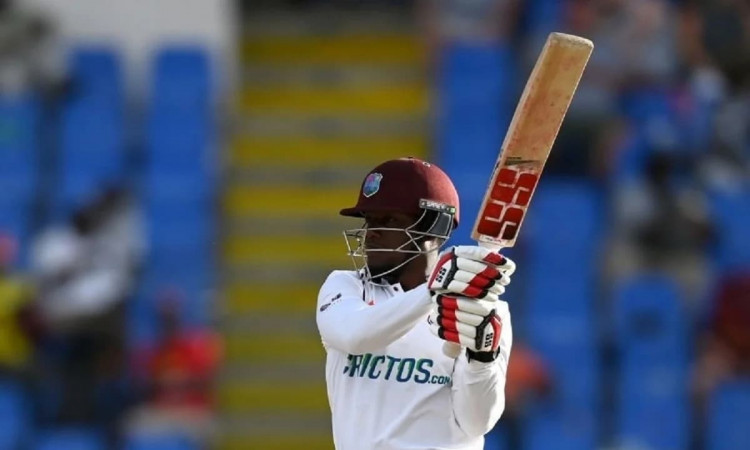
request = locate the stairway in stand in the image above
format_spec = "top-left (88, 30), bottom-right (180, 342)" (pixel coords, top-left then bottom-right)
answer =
top-left (218, 6), bottom-right (430, 449)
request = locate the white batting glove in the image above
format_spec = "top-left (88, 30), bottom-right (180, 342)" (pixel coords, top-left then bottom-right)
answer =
top-left (428, 294), bottom-right (503, 359)
top-left (427, 246), bottom-right (515, 300)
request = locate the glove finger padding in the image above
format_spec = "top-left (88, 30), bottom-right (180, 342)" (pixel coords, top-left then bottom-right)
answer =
top-left (435, 306), bottom-right (486, 327)
top-left (435, 279), bottom-right (504, 300)
top-left (433, 294), bottom-right (497, 317)
top-left (453, 246), bottom-right (516, 276)
top-left (429, 249), bottom-right (505, 296)
top-left (428, 246), bottom-right (516, 299)
top-left (451, 270), bottom-right (506, 295)
top-left (454, 258), bottom-right (501, 280)
top-left (428, 303), bottom-right (502, 353)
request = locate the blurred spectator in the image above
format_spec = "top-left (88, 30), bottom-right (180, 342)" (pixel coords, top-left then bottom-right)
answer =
top-left (602, 0), bottom-right (679, 90)
top-left (417, 0), bottom-right (519, 44)
top-left (679, 0), bottom-right (750, 90)
top-left (698, 79), bottom-right (750, 191)
top-left (680, 0), bottom-right (750, 190)
top-left (29, 187), bottom-right (143, 428)
top-left (548, 0), bottom-right (683, 179)
top-left (607, 152), bottom-right (715, 310)
top-left (692, 270), bottom-right (750, 428)
top-left (86, 187), bottom-right (146, 278)
top-left (417, 0), bottom-right (521, 70)
top-left (33, 187), bottom-right (143, 330)
top-left (505, 343), bottom-right (552, 416)
top-left (126, 288), bottom-right (222, 447)
top-left (544, 0), bottom-right (621, 178)
top-left (0, 233), bottom-right (36, 376)
top-left (0, 0), bottom-right (66, 97)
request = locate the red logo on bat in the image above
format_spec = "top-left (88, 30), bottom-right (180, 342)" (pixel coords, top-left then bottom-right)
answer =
top-left (476, 168), bottom-right (539, 240)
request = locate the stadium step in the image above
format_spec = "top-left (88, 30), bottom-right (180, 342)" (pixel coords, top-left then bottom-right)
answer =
top-left (241, 34), bottom-right (423, 65)
top-left (223, 184), bottom-right (357, 219)
top-left (223, 234), bottom-right (348, 266)
top-left (230, 134), bottom-right (427, 168)
top-left (218, 5), bottom-right (428, 449)
top-left (222, 282), bottom-right (324, 315)
top-left (239, 83), bottom-right (428, 116)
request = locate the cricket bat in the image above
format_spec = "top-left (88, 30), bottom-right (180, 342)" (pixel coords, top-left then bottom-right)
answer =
top-left (444, 32), bottom-right (594, 358)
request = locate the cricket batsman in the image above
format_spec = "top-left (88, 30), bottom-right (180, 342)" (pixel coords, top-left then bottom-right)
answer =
top-left (316, 157), bottom-right (515, 449)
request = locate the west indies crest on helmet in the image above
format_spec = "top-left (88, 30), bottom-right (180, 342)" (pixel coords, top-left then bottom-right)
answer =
top-left (341, 157), bottom-right (460, 282)
top-left (340, 157), bottom-right (460, 233)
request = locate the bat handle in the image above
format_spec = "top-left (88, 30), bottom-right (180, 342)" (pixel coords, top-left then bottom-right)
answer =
top-left (441, 241), bottom-right (504, 359)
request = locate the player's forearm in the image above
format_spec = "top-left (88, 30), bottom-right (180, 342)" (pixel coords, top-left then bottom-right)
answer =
top-left (452, 359), bottom-right (508, 437)
top-left (317, 284), bottom-right (432, 354)
top-left (452, 311), bottom-right (512, 437)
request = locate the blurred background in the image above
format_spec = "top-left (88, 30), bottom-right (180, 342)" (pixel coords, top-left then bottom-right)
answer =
top-left (0, 0), bottom-right (749, 449)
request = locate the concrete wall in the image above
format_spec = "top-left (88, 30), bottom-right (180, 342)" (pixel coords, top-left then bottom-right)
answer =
top-left (23, 0), bottom-right (239, 101)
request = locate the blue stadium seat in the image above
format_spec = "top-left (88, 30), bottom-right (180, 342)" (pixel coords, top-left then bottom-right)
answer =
top-left (613, 275), bottom-right (688, 364)
top-left (521, 311), bottom-right (599, 450)
top-left (436, 43), bottom-right (517, 172)
top-left (60, 101), bottom-right (123, 172)
top-left (0, 95), bottom-right (39, 200)
top-left (146, 247), bottom-right (213, 285)
top-left (34, 427), bottom-right (104, 450)
top-left (521, 198), bottom-right (602, 450)
top-left (523, 179), bottom-right (603, 253)
top-left (0, 198), bottom-right (30, 236)
top-left (485, 422), bottom-right (510, 450)
top-left (523, 0), bottom-right (565, 36)
top-left (709, 186), bottom-right (750, 271)
top-left (612, 275), bottom-right (689, 449)
top-left (608, 130), bottom-right (650, 184)
top-left (125, 432), bottom-right (198, 450)
top-left (69, 46), bottom-right (123, 107)
top-left (145, 193), bottom-right (213, 216)
top-left (619, 88), bottom-right (672, 128)
top-left (143, 170), bottom-right (214, 203)
top-left (522, 181), bottom-right (601, 319)
top-left (147, 112), bottom-right (211, 157)
top-left (519, 182), bottom-right (602, 450)
top-left (151, 46), bottom-right (212, 112)
top-left (148, 219), bottom-right (213, 253)
top-left (138, 45), bottom-right (216, 337)
top-left (617, 364), bottom-right (689, 450)
top-left (526, 315), bottom-right (598, 391)
top-left (58, 100), bottom-right (125, 213)
top-left (525, 267), bottom-right (596, 319)
top-left (706, 379), bottom-right (750, 450)
top-left (522, 397), bottom-right (598, 450)
top-left (144, 114), bottom-right (215, 207)
top-left (0, 379), bottom-right (29, 449)
top-left (135, 265), bottom-right (213, 333)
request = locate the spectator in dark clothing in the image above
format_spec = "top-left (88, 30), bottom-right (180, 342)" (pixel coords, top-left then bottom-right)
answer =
top-left (29, 187), bottom-right (143, 433)
top-left (607, 152), bottom-right (716, 312)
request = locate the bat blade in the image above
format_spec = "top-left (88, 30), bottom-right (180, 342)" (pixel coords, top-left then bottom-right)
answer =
top-left (472, 32), bottom-right (593, 248)
top-left (444, 33), bottom-right (593, 359)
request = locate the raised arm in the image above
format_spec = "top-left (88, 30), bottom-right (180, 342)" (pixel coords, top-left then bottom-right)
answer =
top-left (316, 271), bottom-right (432, 355)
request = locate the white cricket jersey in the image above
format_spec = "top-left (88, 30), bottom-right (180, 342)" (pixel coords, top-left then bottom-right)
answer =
top-left (316, 270), bottom-right (513, 450)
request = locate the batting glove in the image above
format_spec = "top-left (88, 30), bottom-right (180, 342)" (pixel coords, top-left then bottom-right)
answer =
top-left (428, 294), bottom-right (503, 361)
top-left (427, 246), bottom-right (515, 300)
